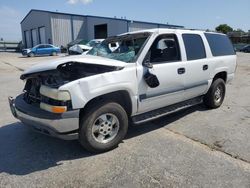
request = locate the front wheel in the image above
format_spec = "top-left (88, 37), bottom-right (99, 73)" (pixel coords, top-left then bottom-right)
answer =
top-left (51, 51), bottom-right (57, 56)
top-left (79, 102), bottom-right (128, 153)
top-left (204, 78), bottom-right (226, 109)
top-left (28, 52), bottom-right (34, 57)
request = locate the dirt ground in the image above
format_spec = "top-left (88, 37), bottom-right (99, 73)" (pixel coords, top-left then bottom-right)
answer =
top-left (0, 52), bottom-right (250, 187)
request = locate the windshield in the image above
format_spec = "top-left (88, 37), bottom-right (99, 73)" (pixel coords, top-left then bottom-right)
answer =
top-left (33, 45), bottom-right (41, 49)
top-left (87, 33), bottom-right (151, 63)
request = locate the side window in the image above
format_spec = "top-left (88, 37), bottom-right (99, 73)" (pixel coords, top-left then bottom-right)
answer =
top-left (205, 33), bottom-right (235, 56)
top-left (149, 35), bottom-right (181, 63)
top-left (37, 45), bottom-right (44, 48)
top-left (182, 34), bottom-right (206, 61)
top-left (46, 45), bottom-right (53, 48)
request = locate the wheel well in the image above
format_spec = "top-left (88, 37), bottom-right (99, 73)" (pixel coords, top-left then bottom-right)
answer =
top-left (213, 72), bottom-right (227, 83)
top-left (80, 90), bottom-right (132, 118)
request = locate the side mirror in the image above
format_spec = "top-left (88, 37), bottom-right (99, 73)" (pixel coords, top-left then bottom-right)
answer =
top-left (142, 59), bottom-right (153, 69)
top-left (144, 70), bottom-right (160, 88)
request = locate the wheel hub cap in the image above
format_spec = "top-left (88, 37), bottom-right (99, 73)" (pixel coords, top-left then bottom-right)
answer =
top-left (214, 86), bottom-right (222, 103)
top-left (92, 113), bottom-right (120, 144)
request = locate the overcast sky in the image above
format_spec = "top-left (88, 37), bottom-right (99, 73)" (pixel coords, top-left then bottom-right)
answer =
top-left (0, 0), bottom-right (249, 41)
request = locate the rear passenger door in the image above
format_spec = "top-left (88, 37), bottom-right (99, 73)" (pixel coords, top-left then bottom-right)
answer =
top-left (44, 45), bottom-right (53, 55)
top-left (182, 33), bottom-right (211, 100)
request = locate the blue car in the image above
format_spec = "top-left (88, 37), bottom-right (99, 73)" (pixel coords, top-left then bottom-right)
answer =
top-left (22, 44), bottom-right (61, 57)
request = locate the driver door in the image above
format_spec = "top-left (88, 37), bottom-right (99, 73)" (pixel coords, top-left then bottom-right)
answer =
top-left (137, 34), bottom-right (186, 114)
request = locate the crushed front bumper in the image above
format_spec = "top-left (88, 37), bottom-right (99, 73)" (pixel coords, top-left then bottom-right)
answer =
top-left (8, 94), bottom-right (79, 140)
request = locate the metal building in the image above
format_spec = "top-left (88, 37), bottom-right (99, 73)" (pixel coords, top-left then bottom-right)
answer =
top-left (21, 9), bottom-right (184, 48)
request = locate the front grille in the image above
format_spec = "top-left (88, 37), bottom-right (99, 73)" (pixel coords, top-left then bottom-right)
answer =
top-left (23, 78), bottom-right (41, 106)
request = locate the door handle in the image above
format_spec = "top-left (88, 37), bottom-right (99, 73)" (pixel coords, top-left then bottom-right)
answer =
top-left (203, 65), bottom-right (208, 71)
top-left (177, 68), bottom-right (185, 74)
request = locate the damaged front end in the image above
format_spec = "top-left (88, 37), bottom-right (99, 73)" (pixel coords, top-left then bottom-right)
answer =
top-left (20, 62), bottom-right (123, 113)
top-left (8, 61), bottom-right (123, 140)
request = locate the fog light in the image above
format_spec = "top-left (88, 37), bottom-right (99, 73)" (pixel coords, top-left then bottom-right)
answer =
top-left (40, 103), bottom-right (67, 114)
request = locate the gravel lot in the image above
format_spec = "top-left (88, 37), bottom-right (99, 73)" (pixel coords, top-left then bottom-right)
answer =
top-left (0, 52), bottom-right (250, 187)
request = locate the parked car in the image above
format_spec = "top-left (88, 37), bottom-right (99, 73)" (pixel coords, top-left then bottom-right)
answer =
top-left (68, 39), bottom-right (104, 55)
top-left (233, 43), bottom-right (247, 52)
top-left (9, 29), bottom-right (236, 153)
top-left (67, 39), bottom-right (88, 51)
top-left (240, 44), bottom-right (250, 53)
top-left (22, 44), bottom-right (60, 57)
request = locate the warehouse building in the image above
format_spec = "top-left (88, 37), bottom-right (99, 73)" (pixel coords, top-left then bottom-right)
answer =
top-left (21, 9), bottom-right (184, 48)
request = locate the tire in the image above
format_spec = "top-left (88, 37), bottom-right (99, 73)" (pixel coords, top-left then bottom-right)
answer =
top-left (204, 78), bottom-right (226, 109)
top-left (28, 52), bottom-right (34, 57)
top-left (51, 51), bottom-right (57, 56)
top-left (79, 102), bottom-right (128, 153)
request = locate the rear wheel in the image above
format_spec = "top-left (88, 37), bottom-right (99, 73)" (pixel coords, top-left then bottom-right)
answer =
top-left (79, 102), bottom-right (128, 153)
top-left (204, 78), bottom-right (226, 109)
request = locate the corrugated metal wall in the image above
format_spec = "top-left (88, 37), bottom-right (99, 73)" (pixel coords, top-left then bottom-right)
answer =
top-left (31, 29), bottom-right (38, 46)
top-left (21, 10), bottom-right (184, 48)
top-left (38, 27), bottom-right (46, 44)
top-left (51, 14), bottom-right (86, 46)
top-left (72, 16), bottom-right (85, 40)
top-left (51, 14), bottom-right (72, 46)
top-left (24, 30), bottom-right (32, 48)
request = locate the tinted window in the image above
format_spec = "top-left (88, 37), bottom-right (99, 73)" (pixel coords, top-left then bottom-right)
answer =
top-left (182, 34), bottom-right (206, 61)
top-left (205, 33), bottom-right (235, 56)
top-left (150, 35), bottom-right (181, 63)
top-left (37, 45), bottom-right (45, 48)
top-left (45, 45), bottom-right (53, 48)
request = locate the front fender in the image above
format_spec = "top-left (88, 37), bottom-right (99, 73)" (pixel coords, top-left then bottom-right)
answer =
top-left (59, 67), bottom-right (138, 114)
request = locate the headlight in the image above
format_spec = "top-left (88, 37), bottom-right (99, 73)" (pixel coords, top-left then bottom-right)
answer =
top-left (39, 85), bottom-right (71, 113)
top-left (40, 85), bottom-right (71, 101)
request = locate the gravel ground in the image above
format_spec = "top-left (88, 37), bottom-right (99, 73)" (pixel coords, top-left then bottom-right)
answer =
top-left (0, 52), bottom-right (250, 188)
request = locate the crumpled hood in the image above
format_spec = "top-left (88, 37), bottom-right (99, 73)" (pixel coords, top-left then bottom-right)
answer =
top-left (22, 55), bottom-right (127, 76)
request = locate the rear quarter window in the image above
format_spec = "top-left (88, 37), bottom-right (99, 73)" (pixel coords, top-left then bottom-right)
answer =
top-left (205, 33), bottom-right (235, 56)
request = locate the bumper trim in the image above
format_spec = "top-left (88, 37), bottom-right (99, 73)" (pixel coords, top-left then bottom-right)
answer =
top-left (9, 94), bottom-right (79, 140)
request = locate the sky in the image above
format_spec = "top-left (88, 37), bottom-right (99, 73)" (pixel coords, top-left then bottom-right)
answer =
top-left (0, 0), bottom-right (249, 41)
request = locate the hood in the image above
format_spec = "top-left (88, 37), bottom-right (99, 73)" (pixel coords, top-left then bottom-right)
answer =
top-left (78, 44), bottom-right (92, 50)
top-left (21, 55), bottom-right (127, 76)
top-left (23, 48), bottom-right (31, 51)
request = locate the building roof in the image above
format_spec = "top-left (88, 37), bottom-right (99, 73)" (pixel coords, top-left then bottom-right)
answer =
top-left (21, 9), bottom-right (184, 28)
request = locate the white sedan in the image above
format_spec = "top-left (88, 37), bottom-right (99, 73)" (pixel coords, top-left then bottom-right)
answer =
top-left (69, 39), bottom-right (104, 55)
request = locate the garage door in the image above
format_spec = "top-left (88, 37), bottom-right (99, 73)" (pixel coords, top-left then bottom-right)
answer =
top-left (39, 27), bottom-right (46, 44)
top-left (31, 29), bottom-right (38, 47)
top-left (24, 30), bottom-right (31, 48)
top-left (94, 24), bottom-right (107, 39)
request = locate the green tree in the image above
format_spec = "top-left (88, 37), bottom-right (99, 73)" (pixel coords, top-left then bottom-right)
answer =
top-left (215, 24), bottom-right (233, 34)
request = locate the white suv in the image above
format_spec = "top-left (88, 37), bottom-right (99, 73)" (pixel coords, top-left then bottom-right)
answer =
top-left (9, 29), bottom-right (237, 152)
